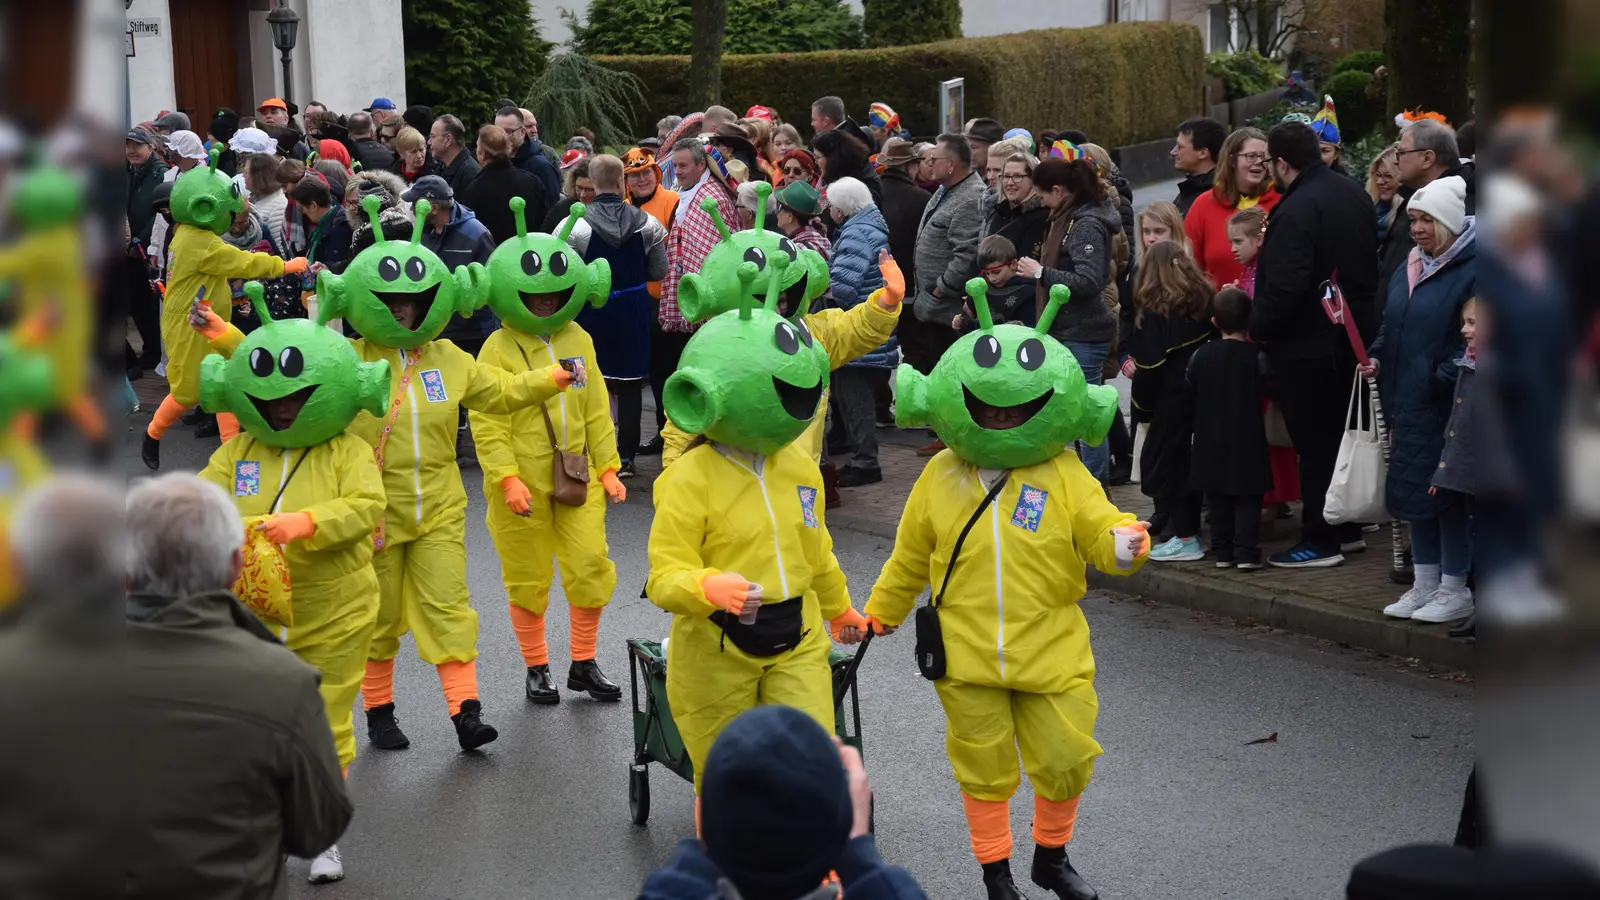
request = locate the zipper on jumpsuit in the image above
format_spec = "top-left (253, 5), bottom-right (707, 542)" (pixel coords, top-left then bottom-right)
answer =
top-left (539, 336), bottom-right (569, 445)
top-left (977, 471), bottom-right (1007, 679)
top-left (398, 347), bottom-right (423, 527)
top-left (717, 448), bottom-right (792, 601)
top-left (275, 447), bottom-right (291, 642)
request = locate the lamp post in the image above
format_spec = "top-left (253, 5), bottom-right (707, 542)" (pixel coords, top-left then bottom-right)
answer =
top-left (266, 0), bottom-right (300, 109)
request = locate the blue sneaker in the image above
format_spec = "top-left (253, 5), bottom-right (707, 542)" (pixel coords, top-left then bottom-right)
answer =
top-left (1268, 541), bottom-right (1345, 568)
top-left (1149, 536), bottom-right (1205, 562)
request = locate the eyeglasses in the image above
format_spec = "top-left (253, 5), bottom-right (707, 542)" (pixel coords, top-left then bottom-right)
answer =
top-left (1238, 152), bottom-right (1269, 163)
top-left (1395, 148), bottom-right (1431, 157)
top-left (999, 173), bottom-right (1029, 181)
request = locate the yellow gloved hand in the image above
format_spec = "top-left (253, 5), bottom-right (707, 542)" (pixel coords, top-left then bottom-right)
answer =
top-left (875, 249), bottom-right (904, 310)
top-left (256, 511), bottom-right (316, 544)
top-left (282, 257), bottom-right (310, 276)
top-left (600, 468), bottom-right (626, 504)
top-left (549, 364), bottom-right (575, 390)
top-left (830, 607), bottom-right (869, 644)
top-left (701, 572), bottom-right (754, 617)
top-left (189, 299), bottom-right (227, 340)
top-left (502, 475), bottom-right (533, 517)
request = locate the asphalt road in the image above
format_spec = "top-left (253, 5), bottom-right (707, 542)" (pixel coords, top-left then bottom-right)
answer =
top-left (125, 423), bottom-right (1472, 900)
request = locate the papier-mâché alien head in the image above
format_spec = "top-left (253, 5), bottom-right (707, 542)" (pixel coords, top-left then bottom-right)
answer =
top-left (316, 195), bottom-right (484, 350)
top-left (10, 164), bottom-right (82, 232)
top-left (895, 280), bottom-right (1120, 470)
top-left (201, 282), bottom-right (391, 449)
top-left (0, 331), bottom-right (53, 430)
top-left (484, 199), bottom-right (611, 337)
top-left (171, 147), bottom-right (244, 235)
top-left (676, 182), bottom-right (830, 324)
top-left (664, 254), bottom-right (830, 455)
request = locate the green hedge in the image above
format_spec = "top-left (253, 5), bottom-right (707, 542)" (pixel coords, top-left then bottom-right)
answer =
top-left (1325, 70), bottom-right (1380, 143)
top-left (595, 22), bottom-right (1203, 147)
top-left (863, 0), bottom-right (962, 48)
top-left (1205, 49), bottom-right (1280, 101)
top-left (1331, 49), bottom-right (1384, 78)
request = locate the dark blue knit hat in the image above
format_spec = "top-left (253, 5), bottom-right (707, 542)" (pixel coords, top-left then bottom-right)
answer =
top-left (701, 706), bottom-right (852, 899)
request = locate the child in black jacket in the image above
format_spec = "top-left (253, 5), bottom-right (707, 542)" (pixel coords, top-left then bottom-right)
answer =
top-left (953, 235), bottom-right (1037, 331)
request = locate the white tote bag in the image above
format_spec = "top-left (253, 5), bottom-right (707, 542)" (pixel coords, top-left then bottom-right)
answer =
top-left (1324, 370), bottom-right (1392, 525)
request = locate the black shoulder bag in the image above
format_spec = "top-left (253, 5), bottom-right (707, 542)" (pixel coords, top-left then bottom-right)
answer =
top-left (914, 471), bottom-right (1009, 681)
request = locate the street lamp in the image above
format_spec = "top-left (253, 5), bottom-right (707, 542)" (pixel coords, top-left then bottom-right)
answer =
top-left (266, 0), bottom-right (300, 108)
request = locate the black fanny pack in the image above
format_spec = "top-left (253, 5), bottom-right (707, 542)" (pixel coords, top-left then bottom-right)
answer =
top-left (711, 597), bottom-right (808, 657)
top-left (915, 472), bottom-right (1009, 681)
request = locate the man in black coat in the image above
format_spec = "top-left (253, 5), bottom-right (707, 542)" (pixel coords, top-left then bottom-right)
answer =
top-left (1172, 117), bottom-right (1225, 216)
top-left (347, 112), bottom-right (398, 173)
top-left (1380, 119), bottom-right (1475, 291)
top-left (459, 126), bottom-right (548, 245)
top-left (1251, 121), bottom-right (1379, 569)
top-left (874, 138), bottom-right (931, 269)
top-left (496, 107), bottom-right (562, 208)
top-left (428, 114), bottom-right (482, 197)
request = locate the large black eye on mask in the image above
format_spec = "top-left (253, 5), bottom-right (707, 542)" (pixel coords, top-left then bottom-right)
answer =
top-left (744, 247), bottom-right (767, 269)
top-left (778, 237), bottom-right (798, 261)
top-left (974, 334), bottom-right (1001, 368)
top-left (379, 257), bottom-right (401, 282)
top-left (550, 252), bottom-right (569, 276)
top-left (404, 257), bottom-right (427, 281)
top-left (521, 250), bottom-right (542, 276)
top-left (278, 347), bottom-right (305, 378)
top-left (249, 347), bottom-right (274, 377)
top-left (1017, 338), bottom-right (1045, 371)
top-left (775, 321), bottom-right (801, 355)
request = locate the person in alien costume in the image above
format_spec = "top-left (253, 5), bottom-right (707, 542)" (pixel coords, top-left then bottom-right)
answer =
top-left (145, 147), bottom-right (308, 469)
top-left (470, 199), bottom-right (630, 706)
top-left (645, 254), bottom-right (871, 813)
top-left (658, 182), bottom-right (903, 469)
top-left (863, 281), bottom-right (1150, 900)
top-left (193, 281), bottom-right (388, 884)
top-left (0, 322), bottom-right (58, 611)
top-left (196, 195), bottom-right (576, 754)
top-left (0, 164), bottom-right (105, 454)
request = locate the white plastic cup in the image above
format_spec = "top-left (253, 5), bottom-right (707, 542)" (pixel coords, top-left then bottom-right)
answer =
top-left (739, 582), bottom-right (764, 625)
top-left (1114, 526), bottom-right (1146, 571)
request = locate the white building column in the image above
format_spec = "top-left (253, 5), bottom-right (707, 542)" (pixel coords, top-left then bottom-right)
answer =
top-left (123, 0), bottom-right (177, 123)
top-left (305, 0), bottom-right (405, 115)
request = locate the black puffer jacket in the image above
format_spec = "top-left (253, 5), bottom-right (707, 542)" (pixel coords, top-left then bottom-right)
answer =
top-left (1037, 199), bottom-right (1121, 345)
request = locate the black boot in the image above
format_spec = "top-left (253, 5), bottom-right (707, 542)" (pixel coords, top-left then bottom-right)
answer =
top-left (568, 659), bottom-right (622, 701)
top-left (141, 434), bottom-right (161, 470)
top-left (365, 703), bottom-right (410, 750)
top-left (525, 665), bottom-right (560, 705)
top-left (451, 699), bottom-right (499, 751)
top-left (193, 414), bottom-right (219, 438)
top-left (1107, 456), bottom-right (1132, 486)
top-left (1448, 612), bottom-right (1476, 640)
top-left (982, 860), bottom-right (1032, 900)
top-left (1030, 845), bottom-right (1098, 900)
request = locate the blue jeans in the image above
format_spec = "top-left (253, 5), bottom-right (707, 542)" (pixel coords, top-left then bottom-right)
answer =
top-left (1408, 501), bottom-right (1473, 577)
top-left (1061, 340), bottom-right (1110, 481)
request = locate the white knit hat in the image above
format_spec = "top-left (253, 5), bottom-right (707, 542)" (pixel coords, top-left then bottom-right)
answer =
top-left (1409, 175), bottom-right (1467, 237)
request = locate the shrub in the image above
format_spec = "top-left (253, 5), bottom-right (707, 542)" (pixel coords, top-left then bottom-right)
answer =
top-left (862, 0), bottom-right (962, 48)
top-left (565, 0), bottom-right (862, 56)
top-left (523, 53), bottom-right (647, 151)
top-left (402, 0), bottom-right (550, 127)
top-left (596, 22), bottom-right (1204, 147)
top-left (1205, 49), bottom-right (1279, 102)
top-left (1331, 49), bottom-right (1384, 78)
top-left (1324, 70), bottom-right (1379, 145)
top-left (1247, 101), bottom-right (1317, 134)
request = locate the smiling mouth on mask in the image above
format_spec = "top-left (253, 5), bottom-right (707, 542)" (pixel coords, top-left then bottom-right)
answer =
top-left (963, 384), bottom-right (1052, 430)
top-left (518, 283), bottom-right (577, 318)
top-left (372, 283), bottom-right (440, 331)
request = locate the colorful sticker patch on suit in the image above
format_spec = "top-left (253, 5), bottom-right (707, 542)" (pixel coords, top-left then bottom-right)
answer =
top-left (420, 368), bottom-right (448, 403)
top-left (1010, 484), bottom-right (1047, 532)
top-left (235, 460), bottom-right (261, 497)
top-left (559, 356), bottom-right (588, 389)
top-left (797, 485), bottom-right (819, 528)
top-left (0, 462), bottom-right (13, 496)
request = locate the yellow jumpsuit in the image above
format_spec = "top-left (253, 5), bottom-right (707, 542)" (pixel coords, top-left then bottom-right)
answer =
top-left (646, 440), bottom-right (852, 790)
top-left (472, 323), bottom-right (621, 618)
top-left (200, 432), bottom-right (386, 768)
top-left (0, 431), bottom-right (49, 608)
top-left (165, 225), bottom-right (285, 406)
top-left (0, 227), bottom-right (89, 407)
top-left (865, 451), bottom-right (1143, 805)
top-left (660, 296), bottom-right (900, 469)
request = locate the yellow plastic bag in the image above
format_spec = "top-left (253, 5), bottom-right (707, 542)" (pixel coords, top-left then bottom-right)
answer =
top-left (235, 516), bottom-right (293, 628)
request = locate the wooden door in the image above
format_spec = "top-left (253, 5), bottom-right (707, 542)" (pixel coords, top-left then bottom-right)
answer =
top-left (169, 0), bottom-right (244, 126)
top-left (5, 4), bottom-right (77, 128)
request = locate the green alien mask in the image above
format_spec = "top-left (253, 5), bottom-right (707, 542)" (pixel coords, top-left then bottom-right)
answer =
top-left (676, 182), bottom-right (830, 324)
top-left (10, 164), bottom-right (82, 232)
top-left (316, 195), bottom-right (485, 350)
top-left (483, 199), bottom-right (611, 337)
top-left (171, 147), bottom-right (244, 235)
top-left (0, 332), bottom-right (53, 430)
top-left (664, 254), bottom-right (831, 455)
top-left (201, 282), bottom-right (392, 449)
top-left (895, 280), bottom-right (1121, 470)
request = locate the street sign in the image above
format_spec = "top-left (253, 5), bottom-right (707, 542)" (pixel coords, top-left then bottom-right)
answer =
top-left (940, 78), bottom-right (964, 135)
top-left (126, 28), bottom-right (135, 57)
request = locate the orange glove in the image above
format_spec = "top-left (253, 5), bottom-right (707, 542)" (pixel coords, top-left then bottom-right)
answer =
top-left (282, 257), bottom-right (310, 276)
top-left (830, 607), bottom-right (869, 643)
top-left (502, 475), bottom-right (533, 517)
top-left (14, 308), bottom-right (54, 348)
top-left (600, 468), bottom-right (626, 503)
top-left (189, 299), bottom-right (227, 340)
top-left (866, 614), bottom-right (898, 637)
top-left (257, 511), bottom-right (315, 544)
top-left (549, 364), bottom-right (575, 390)
top-left (701, 572), bottom-right (754, 617)
top-left (875, 249), bottom-right (905, 309)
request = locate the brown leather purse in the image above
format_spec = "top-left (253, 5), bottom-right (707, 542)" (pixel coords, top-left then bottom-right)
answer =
top-left (541, 401), bottom-right (590, 507)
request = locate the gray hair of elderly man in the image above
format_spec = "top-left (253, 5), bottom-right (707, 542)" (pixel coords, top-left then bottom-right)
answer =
top-left (125, 474), bottom-right (245, 599)
top-left (11, 473), bottom-right (127, 606)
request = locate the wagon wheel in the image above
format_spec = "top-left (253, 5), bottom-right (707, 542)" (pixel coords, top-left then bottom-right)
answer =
top-left (629, 763), bottom-right (651, 826)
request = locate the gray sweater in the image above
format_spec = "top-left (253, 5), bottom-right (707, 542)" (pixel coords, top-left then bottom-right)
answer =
top-left (912, 171), bottom-right (986, 323)
top-left (1038, 200), bottom-right (1121, 345)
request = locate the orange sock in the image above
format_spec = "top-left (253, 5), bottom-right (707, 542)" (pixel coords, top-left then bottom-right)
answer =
top-left (12, 413), bottom-right (36, 442)
top-left (436, 659), bottom-right (478, 716)
top-left (146, 395), bottom-right (186, 440)
top-left (570, 604), bottom-right (602, 661)
top-left (362, 658), bottom-right (395, 709)
top-left (962, 793), bottom-right (1013, 864)
top-left (695, 796), bottom-right (702, 838)
top-left (217, 411), bottom-right (240, 443)
top-left (342, 765), bottom-right (348, 779)
top-left (508, 604), bottom-right (549, 667)
top-left (66, 394), bottom-right (107, 442)
top-left (1033, 794), bottom-right (1081, 848)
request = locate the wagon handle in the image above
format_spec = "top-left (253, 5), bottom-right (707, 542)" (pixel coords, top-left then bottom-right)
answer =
top-left (833, 629), bottom-right (874, 708)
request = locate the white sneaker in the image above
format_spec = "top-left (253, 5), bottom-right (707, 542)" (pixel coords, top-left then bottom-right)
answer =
top-left (1411, 586), bottom-right (1474, 623)
top-left (308, 845), bottom-right (344, 884)
top-left (1383, 586), bottom-right (1434, 619)
top-left (1481, 568), bottom-right (1565, 627)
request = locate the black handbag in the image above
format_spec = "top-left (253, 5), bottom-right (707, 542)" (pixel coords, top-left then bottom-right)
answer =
top-left (914, 472), bottom-right (1009, 681)
top-left (710, 597), bottom-right (807, 657)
